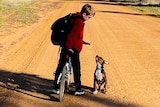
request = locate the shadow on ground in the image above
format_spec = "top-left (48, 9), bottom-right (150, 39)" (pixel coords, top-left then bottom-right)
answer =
top-left (0, 70), bottom-right (139, 107)
top-left (0, 70), bottom-right (58, 101)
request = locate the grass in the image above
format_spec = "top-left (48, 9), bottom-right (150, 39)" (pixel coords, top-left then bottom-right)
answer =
top-left (2, 1), bottom-right (37, 24)
top-left (0, 17), bottom-right (2, 29)
top-left (13, 4), bottom-right (37, 24)
top-left (1, 0), bottom-right (159, 36)
top-left (129, 6), bottom-right (160, 16)
top-left (0, 1), bottom-right (38, 36)
top-left (0, 0), bottom-right (3, 28)
top-left (0, 0), bottom-right (62, 35)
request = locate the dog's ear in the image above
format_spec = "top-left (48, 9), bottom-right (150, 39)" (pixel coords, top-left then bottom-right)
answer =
top-left (104, 61), bottom-right (109, 64)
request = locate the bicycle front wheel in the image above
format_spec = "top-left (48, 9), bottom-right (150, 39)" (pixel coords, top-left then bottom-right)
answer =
top-left (59, 67), bottom-right (66, 102)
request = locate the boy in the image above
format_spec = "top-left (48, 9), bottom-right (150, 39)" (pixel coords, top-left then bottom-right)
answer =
top-left (53, 3), bottom-right (95, 95)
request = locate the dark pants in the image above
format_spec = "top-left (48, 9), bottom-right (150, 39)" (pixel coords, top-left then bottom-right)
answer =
top-left (54, 47), bottom-right (81, 91)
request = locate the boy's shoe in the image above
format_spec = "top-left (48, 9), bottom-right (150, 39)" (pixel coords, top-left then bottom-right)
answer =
top-left (74, 90), bottom-right (84, 95)
top-left (52, 89), bottom-right (59, 94)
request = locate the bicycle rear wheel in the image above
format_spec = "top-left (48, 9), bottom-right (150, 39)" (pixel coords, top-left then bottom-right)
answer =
top-left (59, 67), bottom-right (66, 102)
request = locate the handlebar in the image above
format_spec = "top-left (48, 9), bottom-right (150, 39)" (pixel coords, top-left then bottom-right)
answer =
top-left (66, 41), bottom-right (90, 59)
top-left (83, 41), bottom-right (90, 45)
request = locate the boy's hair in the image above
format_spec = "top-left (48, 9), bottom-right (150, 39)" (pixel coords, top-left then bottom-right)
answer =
top-left (80, 4), bottom-right (95, 16)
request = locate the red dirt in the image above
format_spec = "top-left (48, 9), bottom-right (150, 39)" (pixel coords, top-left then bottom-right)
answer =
top-left (0, 1), bottom-right (160, 107)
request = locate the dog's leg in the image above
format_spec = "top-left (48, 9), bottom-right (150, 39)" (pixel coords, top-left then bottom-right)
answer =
top-left (105, 74), bottom-right (108, 94)
top-left (93, 77), bottom-right (96, 90)
top-left (93, 78), bottom-right (98, 94)
top-left (102, 71), bottom-right (107, 94)
top-left (100, 83), bottom-right (106, 94)
top-left (104, 79), bottom-right (107, 93)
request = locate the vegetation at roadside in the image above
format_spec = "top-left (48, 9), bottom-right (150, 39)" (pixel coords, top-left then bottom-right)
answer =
top-left (0, 0), bottom-right (3, 27)
top-left (0, 0), bottom-right (62, 35)
top-left (4, 3), bottom-right (37, 24)
top-left (0, 0), bottom-right (159, 36)
top-left (1, 1), bottom-right (36, 27)
top-left (129, 6), bottom-right (160, 16)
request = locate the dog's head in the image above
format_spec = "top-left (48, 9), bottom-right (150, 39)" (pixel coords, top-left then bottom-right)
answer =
top-left (95, 55), bottom-right (109, 68)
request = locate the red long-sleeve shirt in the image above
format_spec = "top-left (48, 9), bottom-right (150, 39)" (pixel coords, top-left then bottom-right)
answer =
top-left (65, 12), bottom-right (85, 52)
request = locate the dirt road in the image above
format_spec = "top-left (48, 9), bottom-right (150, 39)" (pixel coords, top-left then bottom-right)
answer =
top-left (0, 1), bottom-right (160, 107)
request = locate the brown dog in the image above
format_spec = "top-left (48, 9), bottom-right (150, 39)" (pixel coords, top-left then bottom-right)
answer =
top-left (93, 55), bottom-right (109, 94)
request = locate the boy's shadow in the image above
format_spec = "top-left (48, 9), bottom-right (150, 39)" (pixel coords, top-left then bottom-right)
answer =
top-left (0, 70), bottom-right (59, 101)
top-left (0, 70), bottom-right (94, 101)
top-left (67, 83), bottom-right (94, 95)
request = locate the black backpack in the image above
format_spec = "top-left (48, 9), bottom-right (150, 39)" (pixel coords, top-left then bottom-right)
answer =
top-left (51, 13), bottom-right (82, 46)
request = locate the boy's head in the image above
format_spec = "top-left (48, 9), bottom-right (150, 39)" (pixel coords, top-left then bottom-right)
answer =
top-left (81, 4), bottom-right (95, 21)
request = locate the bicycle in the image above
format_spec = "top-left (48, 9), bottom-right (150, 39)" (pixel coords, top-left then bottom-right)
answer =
top-left (58, 56), bottom-right (72, 102)
top-left (57, 41), bottom-right (90, 102)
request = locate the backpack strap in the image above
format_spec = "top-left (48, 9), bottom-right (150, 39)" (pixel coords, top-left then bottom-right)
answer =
top-left (69, 13), bottom-right (84, 21)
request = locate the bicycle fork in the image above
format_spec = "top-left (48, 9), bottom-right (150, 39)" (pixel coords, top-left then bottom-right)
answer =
top-left (57, 62), bottom-right (72, 89)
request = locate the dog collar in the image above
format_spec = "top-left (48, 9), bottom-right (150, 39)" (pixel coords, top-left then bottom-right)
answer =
top-left (96, 68), bottom-right (102, 71)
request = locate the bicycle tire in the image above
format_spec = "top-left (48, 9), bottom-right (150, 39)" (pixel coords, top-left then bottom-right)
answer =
top-left (59, 66), bottom-right (66, 102)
